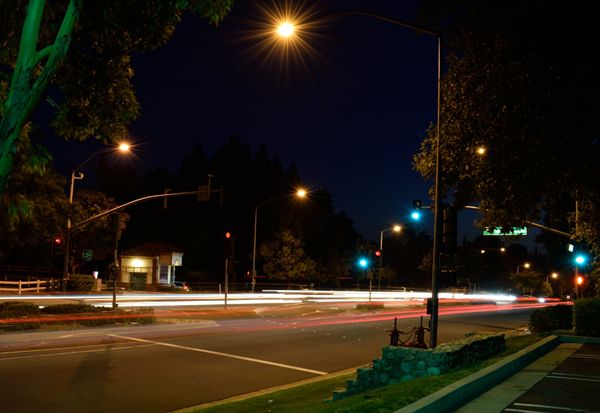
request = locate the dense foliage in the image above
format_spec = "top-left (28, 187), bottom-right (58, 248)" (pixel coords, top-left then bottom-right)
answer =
top-left (0, 0), bottom-right (233, 222)
top-left (529, 304), bottom-right (573, 333)
top-left (573, 297), bottom-right (600, 337)
top-left (414, 1), bottom-right (600, 264)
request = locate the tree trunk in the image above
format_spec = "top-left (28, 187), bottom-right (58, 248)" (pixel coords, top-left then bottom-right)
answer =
top-left (0, 0), bottom-right (80, 197)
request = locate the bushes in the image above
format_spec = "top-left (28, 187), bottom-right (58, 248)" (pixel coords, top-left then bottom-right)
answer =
top-left (574, 298), bottom-right (600, 337)
top-left (529, 305), bottom-right (573, 332)
top-left (0, 301), bottom-right (41, 331)
top-left (0, 302), bottom-right (155, 331)
top-left (66, 274), bottom-right (96, 292)
top-left (529, 301), bottom-right (600, 337)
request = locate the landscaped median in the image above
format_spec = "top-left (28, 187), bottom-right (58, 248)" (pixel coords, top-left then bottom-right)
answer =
top-left (182, 334), bottom-right (541, 413)
top-left (0, 301), bottom-right (155, 331)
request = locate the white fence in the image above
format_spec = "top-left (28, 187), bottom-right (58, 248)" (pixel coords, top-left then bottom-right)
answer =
top-left (0, 279), bottom-right (58, 294)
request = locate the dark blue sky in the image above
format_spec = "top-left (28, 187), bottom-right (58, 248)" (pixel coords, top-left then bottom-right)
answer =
top-left (130, 0), bottom-right (439, 242)
top-left (47, 1), bottom-right (528, 245)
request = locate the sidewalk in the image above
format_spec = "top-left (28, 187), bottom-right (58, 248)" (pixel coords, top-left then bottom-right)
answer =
top-left (395, 335), bottom-right (600, 413)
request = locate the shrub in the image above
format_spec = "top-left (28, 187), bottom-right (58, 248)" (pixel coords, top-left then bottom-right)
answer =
top-left (574, 298), bottom-right (600, 337)
top-left (0, 302), bottom-right (155, 330)
top-left (529, 305), bottom-right (573, 332)
top-left (0, 301), bottom-right (40, 317)
top-left (0, 301), bottom-right (41, 331)
top-left (67, 274), bottom-right (95, 292)
top-left (42, 304), bottom-right (97, 314)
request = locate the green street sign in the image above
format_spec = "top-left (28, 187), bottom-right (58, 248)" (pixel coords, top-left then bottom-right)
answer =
top-left (82, 249), bottom-right (94, 262)
top-left (483, 227), bottom-right (527, 236)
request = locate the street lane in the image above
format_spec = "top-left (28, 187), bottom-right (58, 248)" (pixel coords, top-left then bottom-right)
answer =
top-left (0, 303), bottom-right (538, 413)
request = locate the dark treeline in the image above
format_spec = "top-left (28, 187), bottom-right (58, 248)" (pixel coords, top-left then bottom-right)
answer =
top-left (96, 136), bottom-right (366, 286)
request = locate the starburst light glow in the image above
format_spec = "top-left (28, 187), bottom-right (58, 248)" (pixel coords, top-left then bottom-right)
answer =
top-left (277, 22), bottom-right (295, 37)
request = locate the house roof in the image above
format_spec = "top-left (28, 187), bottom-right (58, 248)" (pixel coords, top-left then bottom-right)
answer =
top-left (121, 242), bottom-right (183, 257)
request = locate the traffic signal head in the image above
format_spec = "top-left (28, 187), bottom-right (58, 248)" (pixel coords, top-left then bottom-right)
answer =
top-left (411, 211), bottom-right (421, 221)
top-left (574, 254), bottom-right (587, 265)
top-left (225, 232), bottom-right (231, 239)
top-left (375, 250), bottom-right (381, 257)
top-left (54, 236), bottom-right (62, 245)
top-left (358, 258), bottom-right (369, 268)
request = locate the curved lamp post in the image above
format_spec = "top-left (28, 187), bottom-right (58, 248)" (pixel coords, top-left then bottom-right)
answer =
top-left (274, 12), bottom-right (442, 346)
top-left (63, 143), bottom-right (130, 286)
top-left (251, 188), bottom-right (307, 293)
top-left (378, 224), bottom-right (402, 291)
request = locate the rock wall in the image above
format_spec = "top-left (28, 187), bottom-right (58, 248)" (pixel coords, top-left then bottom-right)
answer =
top-left (333, 332), bottom-right (505, 400)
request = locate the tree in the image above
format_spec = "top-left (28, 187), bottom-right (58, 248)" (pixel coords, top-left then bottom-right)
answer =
top-left (71, 189), bottom-right (129, 271)
top-left (258, 230), bottom-right (316, 286)
top-left (0, 0), bottom-right (232, 198)
top-left (414, 1), bottom-right (600, 252)
top-left (510, 269), bottom-right (543, 296)
top-left (0, 128), bottom-right (66, 264)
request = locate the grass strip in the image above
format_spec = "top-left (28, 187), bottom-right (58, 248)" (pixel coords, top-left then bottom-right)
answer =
top-left (192, 334), bottom-right (540, 413)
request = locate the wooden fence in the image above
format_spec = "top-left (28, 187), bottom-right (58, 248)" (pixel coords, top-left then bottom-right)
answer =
top-left (0, 279), bottom-right (58, 294)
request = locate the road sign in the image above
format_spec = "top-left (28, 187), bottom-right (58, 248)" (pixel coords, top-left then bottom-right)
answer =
top-left (483, 227), bottom-right (527, 236)
top-left (82, 249), bottom-right (93, 262)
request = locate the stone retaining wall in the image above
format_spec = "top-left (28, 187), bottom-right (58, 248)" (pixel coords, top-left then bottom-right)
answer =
top-left (333, 332), bottom-right (505, 400)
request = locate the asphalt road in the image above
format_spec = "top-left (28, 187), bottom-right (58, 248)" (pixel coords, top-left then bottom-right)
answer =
top-left (0, 303), bottom-right (539, 413)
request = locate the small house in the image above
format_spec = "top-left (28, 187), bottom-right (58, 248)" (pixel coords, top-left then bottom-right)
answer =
top-left (119, 242), bottom-right (183, 290)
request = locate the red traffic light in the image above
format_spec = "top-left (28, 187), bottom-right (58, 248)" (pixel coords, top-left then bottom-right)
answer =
top-left (54, 236), bottom-right (62, 245)
top-left (225, 232), bottom-right (231, 239)
top-left (375, 250), bottom-right (381, 257)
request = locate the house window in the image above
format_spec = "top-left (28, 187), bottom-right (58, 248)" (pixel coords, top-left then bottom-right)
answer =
top-left (130, 272), bottom-right (148, 290)
top-left (159, 266), bottom-right (169, 284)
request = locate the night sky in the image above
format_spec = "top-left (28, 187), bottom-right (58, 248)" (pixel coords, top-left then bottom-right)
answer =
top-left (46, 1), bottom-right (504, 244)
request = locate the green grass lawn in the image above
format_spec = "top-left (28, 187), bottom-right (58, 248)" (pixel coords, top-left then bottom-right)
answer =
top-left (193, 334), bottom-right (540, 413)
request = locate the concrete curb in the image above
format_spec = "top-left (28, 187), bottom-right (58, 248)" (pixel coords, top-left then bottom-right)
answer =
top-left (393, 335), bottom-right (560, 413)
top-left (394, 334), bottom-right (600, 413)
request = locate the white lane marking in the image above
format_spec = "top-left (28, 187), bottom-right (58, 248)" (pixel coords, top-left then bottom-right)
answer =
top-left (514, 403), bottom-right (594, 412)
top-left (504, 409), bottom-right (547, 413)
top-left (0, 344), bottom-right (153, 361)
top-left (551, 372), bottom-right (600, 380)
top-left (110, 334), bottom-right (328, 376)
top-left (547, 374), bottom-right (600, 383)
top-left (572, 354), bottom-right (600, 360)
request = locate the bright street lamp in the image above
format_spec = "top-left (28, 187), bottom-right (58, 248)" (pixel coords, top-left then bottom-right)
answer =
top-left (480, 247), bottom-right (505, 254)
top-left (251, 188), bottom-right (308, 292)
top-left (516, 262), bottom-right (531, 273)
top-left (63, 143), bottom-right (131, 285)
top-left (277, 22), bottom-right (295, 38)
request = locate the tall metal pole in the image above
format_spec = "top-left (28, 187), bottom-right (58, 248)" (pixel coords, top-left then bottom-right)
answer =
top-left (63, 171), bottom-right (82, 292)
top-left (224, 258), bottom-right (229, 309)
top-left (112, 213), bottom-right (120, 310)
top-left (251, 206), bottom-right (258, 293)
top-left (429, 36), bottom-right (442, 349)
top-left (378, 230), bottom-right (384, 291)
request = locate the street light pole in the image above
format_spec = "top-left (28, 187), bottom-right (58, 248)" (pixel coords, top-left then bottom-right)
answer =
top-left (273, 11), bottom-right (442, 346)
top-left (62, 144), bottom-right (130, 289)
top-left (378, 224), bottom-right (402, 291)
top-left (251, 188), bottom-right (308, 293)
top-left (251, 204), bottom-right (261, 293)
top-left (342, 12), bottom-right (442, 349)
